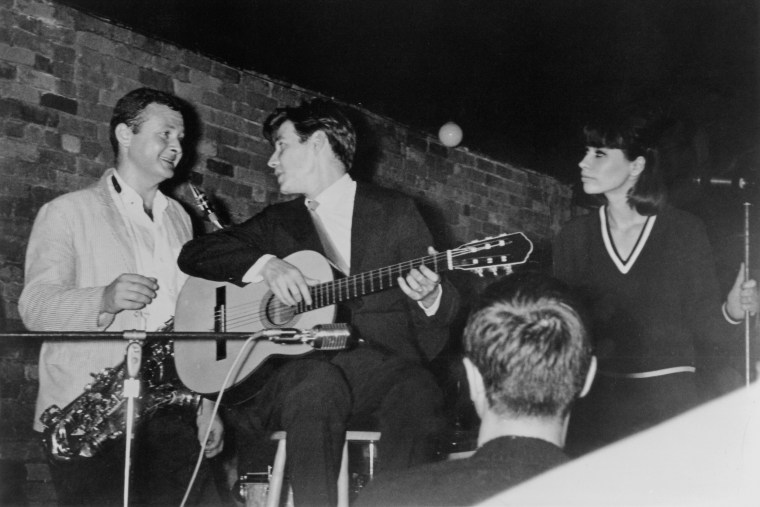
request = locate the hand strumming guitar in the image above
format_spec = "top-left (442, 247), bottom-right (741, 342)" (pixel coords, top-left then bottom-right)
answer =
top-left (262, 257), bottom-right (320, 307)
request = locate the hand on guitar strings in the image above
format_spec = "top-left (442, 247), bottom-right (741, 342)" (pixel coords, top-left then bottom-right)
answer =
top-left (398, 246), bottom-right (442, 309)
top-left (262, 257), bottom-right (320, 307)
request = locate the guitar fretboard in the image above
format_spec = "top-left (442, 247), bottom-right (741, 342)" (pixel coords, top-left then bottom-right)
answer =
top-left (295, 252), bottom-right (450, 313)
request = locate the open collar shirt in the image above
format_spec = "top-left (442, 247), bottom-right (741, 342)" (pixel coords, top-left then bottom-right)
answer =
top-left (109, 170), bottom-right (186, 331)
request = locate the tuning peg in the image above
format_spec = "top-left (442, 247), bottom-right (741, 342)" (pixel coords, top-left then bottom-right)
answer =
top-left (475, 268), bottom-right (484, 277)
top-left (488, 266), bottom-right (499, 276)
top-left (504, 266), bottom-right (513, 275)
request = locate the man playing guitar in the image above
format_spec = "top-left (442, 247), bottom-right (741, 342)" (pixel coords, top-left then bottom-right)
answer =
top-left (178, 99), bottom-right (461, 506)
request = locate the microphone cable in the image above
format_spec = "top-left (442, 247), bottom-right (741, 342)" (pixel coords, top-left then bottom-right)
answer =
top-left (179, 332), bottom-right (263, 507)
top-left (178, 324), bottom-right (353, 505)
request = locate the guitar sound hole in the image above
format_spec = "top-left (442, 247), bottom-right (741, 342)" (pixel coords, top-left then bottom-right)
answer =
top-left (264, 294), bottom-right (296, 326)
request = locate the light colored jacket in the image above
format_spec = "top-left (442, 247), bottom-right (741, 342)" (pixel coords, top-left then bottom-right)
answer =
top-left (19, 169), bottom-right (192, 430)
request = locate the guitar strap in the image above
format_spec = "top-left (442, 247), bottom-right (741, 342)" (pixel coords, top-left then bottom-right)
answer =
top-left (306, 199), bottom-right (350, 276)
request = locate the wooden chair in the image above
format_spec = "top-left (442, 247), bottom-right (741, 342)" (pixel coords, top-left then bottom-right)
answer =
top-left (266, 430), bottom-right (381, 507)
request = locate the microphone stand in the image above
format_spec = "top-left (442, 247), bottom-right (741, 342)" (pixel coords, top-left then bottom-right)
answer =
top-left (736, 176), bottom-right (758, 388)
top-left (119, 329), bottom-right (268, 507)
top-left (3, 331), bottom-right (266, 340)
top-left (122, 332), bottom-right (145, 507)
top-left (695, 175), bottom-right (757, 388)
top-left (743, 202), bottom-right (752, 388)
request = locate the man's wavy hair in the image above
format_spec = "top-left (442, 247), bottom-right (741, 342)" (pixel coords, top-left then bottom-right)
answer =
top-left (464, 273), bottom-right (592, 418)
top-left (263, 99), bottom-right (357, 170)
top-left (109, 87), bottom-right (185, 159)
top-left (582, 109), bottom-right (671, 215)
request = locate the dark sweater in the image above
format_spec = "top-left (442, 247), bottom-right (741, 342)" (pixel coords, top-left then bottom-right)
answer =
top-left (553, 205), bottom-right (733, 373)
top-left (355, 436), bottom-right (569, 506)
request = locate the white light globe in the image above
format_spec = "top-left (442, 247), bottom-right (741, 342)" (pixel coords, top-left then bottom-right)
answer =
top-left (438, 121), bottom-right (463, 147)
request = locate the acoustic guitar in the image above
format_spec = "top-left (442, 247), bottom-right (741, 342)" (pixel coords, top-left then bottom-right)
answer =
top-left (173, 232), bottom-right (533, 402)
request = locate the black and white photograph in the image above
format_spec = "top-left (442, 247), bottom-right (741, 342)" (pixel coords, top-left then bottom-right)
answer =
top-left (0, 1), bottom-right (759, 506)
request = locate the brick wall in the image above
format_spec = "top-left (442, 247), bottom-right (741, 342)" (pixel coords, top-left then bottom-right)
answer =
top-left (0, 0), bottom-right (572, 503)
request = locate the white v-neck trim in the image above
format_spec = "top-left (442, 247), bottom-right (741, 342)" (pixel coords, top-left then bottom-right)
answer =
top-left (600, 206), bottom-right (656, 274)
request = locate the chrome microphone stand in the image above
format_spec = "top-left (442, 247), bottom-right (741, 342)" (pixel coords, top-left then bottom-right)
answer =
top-left (737, 178), bottom-right (757, 388)
top-left (122, 331), bottom-right (146, 507)
top-left (742, 201), bottom-right (753, 387)
top-left (694, 174), bottom-right (757, 387)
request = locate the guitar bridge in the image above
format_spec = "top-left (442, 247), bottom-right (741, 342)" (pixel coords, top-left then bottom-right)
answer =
top-left (214, 286), bottom-right (227, 360)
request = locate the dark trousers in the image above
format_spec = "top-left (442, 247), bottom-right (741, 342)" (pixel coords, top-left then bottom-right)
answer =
top-left (334, 347), bottom-right (445, 473)
top-left (45, 410), bottom-right (218, 506)
top-left (224, 347), bottom-right (445, 507)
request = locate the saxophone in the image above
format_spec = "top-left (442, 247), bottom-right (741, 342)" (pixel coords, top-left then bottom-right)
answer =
top-left (40, 324), bottom-right (201, 461)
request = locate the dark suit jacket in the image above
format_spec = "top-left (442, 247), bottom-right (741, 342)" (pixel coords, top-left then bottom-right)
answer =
top-left (178, 182), bottom-right (460, 361)
top-left (355, 436), bottom-right (570, 506)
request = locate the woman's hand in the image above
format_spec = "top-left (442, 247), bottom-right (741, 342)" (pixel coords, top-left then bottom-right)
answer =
top-left (725, 263), bottom-right (759, 320)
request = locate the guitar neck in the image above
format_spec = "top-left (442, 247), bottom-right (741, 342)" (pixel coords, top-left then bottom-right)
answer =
top-left (295, 252), bottom-right (450, 314)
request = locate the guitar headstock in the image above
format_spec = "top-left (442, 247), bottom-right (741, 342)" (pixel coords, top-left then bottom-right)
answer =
top-left (450, 232), bottom-right (533, 277)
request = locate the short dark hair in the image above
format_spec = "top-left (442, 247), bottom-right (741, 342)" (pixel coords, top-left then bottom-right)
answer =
top-left (463, 273), bottom-right (592, 418)
top-left (582, 109), bottom-right (669, 215)
top-left (263, 99), bottom-right (357, 170)
top-left (109, 87), bottom-right (185, 159)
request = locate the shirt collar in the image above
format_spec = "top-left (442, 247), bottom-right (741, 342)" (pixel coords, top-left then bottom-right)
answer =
top-left (309, 173), bottom-right (355, 211)
top-left (111, 169), bottom-right (168, 218)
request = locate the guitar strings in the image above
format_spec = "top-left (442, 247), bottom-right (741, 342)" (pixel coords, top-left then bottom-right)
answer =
top-left (211, 252), bottom-right (447, 329)
top-left (204, 245), bottom-right (504, 331)
top-left (204, 248), bottom-right (479, 330)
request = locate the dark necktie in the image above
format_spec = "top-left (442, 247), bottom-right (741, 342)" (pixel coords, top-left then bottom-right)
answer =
top-left (306, 199), bottom-right (350, 275)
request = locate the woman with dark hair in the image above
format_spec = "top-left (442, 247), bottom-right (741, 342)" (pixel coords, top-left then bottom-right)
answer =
top-left (553, 110), bottom-right (757, 454)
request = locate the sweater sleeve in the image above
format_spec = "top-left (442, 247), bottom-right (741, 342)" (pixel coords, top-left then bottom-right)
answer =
top-left (680, 217), bottom-right (737, 354)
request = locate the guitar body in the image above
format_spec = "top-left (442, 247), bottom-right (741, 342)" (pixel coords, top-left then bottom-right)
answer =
top-left (174, 250), bottom-right (336, 401)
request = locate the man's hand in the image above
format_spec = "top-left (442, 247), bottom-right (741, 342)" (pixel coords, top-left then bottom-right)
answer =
top-left (398, 247), bottom-right (442, 309)
top-left (726, 263), bottom-right (759, 320)
top-left (197, 399), bottom-right (224, 459)
top-left (261, 257), bottom-right (319, 307)
top-left (101, 274), bottom-right (159, 315)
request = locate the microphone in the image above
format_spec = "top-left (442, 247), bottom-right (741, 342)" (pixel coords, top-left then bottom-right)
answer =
top-left (125, 341), bottom-right (142, 379)
top-left (692, 175), bottom-right (754, 190)
top-left (263, 323), bottom-right (356, 350)
top-left (189, 184), bottom-right (224, 230)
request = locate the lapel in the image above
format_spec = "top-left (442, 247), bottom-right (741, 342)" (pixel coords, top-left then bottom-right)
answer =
top-left (96, 170), bottom-right (138, 272)
top-left (350, 183), bottom-right (379, 274)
